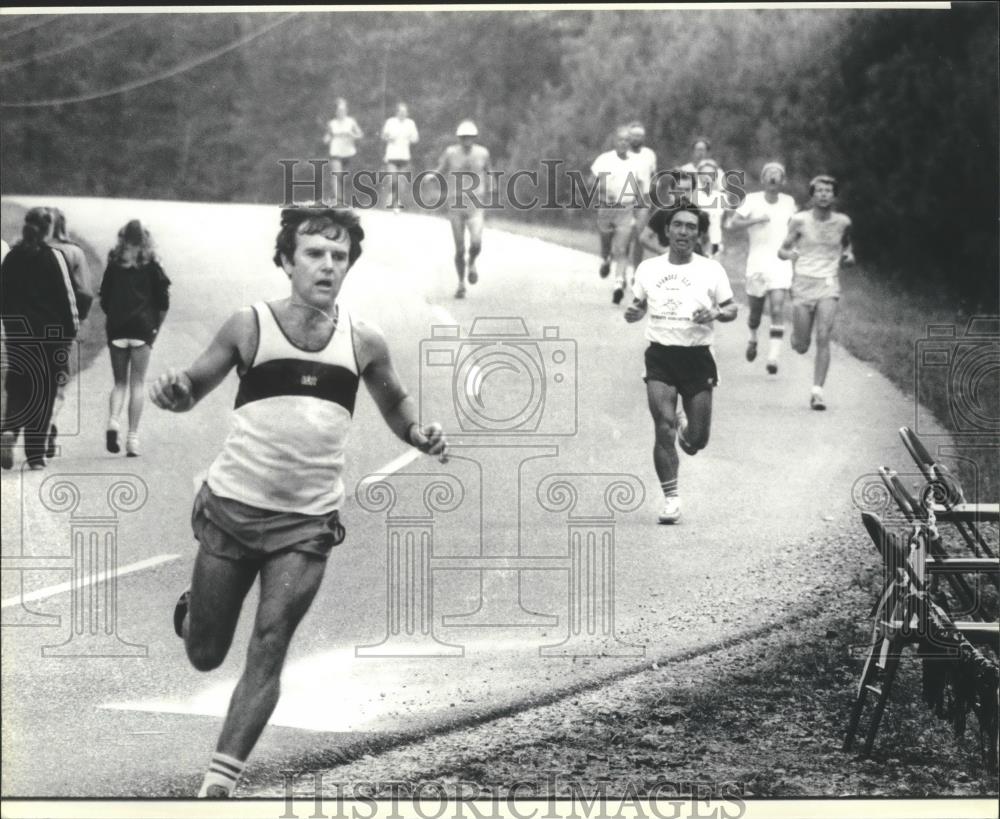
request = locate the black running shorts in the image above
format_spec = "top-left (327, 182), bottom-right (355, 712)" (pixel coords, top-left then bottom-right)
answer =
top-left (643, 343), bottom-right (718, 398)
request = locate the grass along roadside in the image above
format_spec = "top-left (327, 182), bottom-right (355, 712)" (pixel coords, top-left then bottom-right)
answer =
top-left (489, 212), bottom-right (999, 503)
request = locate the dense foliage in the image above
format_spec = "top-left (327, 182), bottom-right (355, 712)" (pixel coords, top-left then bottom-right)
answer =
top-left (1, 7), bottom-right (996, 306)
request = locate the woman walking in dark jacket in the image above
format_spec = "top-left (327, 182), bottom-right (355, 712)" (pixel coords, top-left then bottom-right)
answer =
top-left (1, 207), bottom-right (92, 469)
top-left (99, 220), bottom-right (170, 456)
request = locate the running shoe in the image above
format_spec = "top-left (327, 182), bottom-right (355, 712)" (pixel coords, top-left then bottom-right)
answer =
top-left (46, 425), bottom-right (58, 459)
top-left (106, 428), bottom-right (120, 454)
top-left (468, 267), bottom-right (478, 285)
top-left (27, 459), bottom-right (46, 471)
top-left (173, 589), bottom-right (190, 638)
top-left (745, 340), bottom-right (758, 362)
top-left (612, 287), bottom-right (624, 305)
top-left (658, 497), bottom-right (681, 525)
top-left (126, 433), bottom-right (140, 457)
top-left (203, 785), bottom-right (231, 799)
top-left (810, 394), bottom-right (827, 411)
top-left (454, 284), bottom-right (466, 299)
top-left (599, 260), bottom-right (611, 278)
top-left (766, 361), bottom-right (778, 375)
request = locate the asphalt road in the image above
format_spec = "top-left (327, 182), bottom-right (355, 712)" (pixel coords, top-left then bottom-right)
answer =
top-left (0, 196), bottom-right (943, 797)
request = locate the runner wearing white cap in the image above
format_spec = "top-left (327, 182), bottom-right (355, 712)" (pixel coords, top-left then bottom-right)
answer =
top-left (436, 120), bottom-right (492, 298)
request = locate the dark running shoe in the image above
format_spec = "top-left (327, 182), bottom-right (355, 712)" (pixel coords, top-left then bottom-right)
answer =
top-left (810, 394), bottom-right (827, 411)
top-left (599, 260), bottom-right (611, 278)
top-left (612, 287), bottom-right (624, 305)
top-left (106, 429), bottom-right (120, 454)
top-left (745, 340), bottom-right (758, 362)
top-left (766, 361), bottom-right (778, 375)
top-left (173, 589), bottom-right (190, 638)
top-left (46, 425), bottom-right (58, 459)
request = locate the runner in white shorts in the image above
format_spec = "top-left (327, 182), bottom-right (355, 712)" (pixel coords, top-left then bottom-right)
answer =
top-left (728, 161), bottom-right (798, 374)
top-left (778, 175), bottom-right (854, 410)
top-left (591, 126), bottom-right (642, 305)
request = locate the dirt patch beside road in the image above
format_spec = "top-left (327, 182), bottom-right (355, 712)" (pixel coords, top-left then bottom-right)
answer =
top-left (251, 528), bottom-right (998, 800)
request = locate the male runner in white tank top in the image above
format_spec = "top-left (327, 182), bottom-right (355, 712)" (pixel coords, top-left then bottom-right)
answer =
top-left (149, 206), bottom-right (448, 798)
top-left (778, 175), bottom-right (854, 410)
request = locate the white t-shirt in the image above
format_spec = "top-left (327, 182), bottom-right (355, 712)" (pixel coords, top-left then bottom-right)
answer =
top-left (591, 150), bottom-right (641, 204)
top-left (736, 191), bottom-right (798, 277)
top-left (628, 146), bottom-right (657, 197)
top-left (633, 253), bottom-right (734, 347)
top-left (382, 116), bottom-right (419, 162)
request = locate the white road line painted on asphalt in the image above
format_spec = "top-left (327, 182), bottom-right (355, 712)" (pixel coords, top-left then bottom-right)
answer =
top-left (355, 449), bottom-right (423, 492)
top-left (0, 554), bottom-right (182, 609)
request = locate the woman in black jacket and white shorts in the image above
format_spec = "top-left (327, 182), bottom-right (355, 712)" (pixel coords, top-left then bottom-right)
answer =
top-left (99, 219), bottom-right (170, 456)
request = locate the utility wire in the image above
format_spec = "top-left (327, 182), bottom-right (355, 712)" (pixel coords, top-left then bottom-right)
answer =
top-left (0, 13), bottom-right (296, 108)
top-left (0, 18), bottom-right (139, 73)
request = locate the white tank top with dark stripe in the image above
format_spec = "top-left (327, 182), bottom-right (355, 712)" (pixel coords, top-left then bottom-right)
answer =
top-left (207, 301), bottom-right (360, 515)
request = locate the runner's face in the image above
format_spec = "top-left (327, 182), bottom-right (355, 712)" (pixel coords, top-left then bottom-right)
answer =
top-left (692, 141), bottom-right (708, 163)
top-left (667, 210), bottom-right (700, 256)
top-left (812, 181), bottom-right (835, 208)
top-left (628, 130), bottom-right (644, 149)
top-left (764, 171), bottom-right (783, 193)
top-left (614, 133), bottom-right (629, 155)
top-left (283, 231), bottom-right (351, 308)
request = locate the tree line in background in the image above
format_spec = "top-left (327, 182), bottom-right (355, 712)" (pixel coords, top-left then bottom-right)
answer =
top-left (1, 7), bottom-right (996, 306)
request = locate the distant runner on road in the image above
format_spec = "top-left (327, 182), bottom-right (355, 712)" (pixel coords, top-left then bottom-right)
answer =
top-left (778, 174), bottom-right (854, 410)
top-left (625, 202), bottom-right (737, 525)
top-left (436, 120), bottom-right (492, 299)
top-left (728, 161), bottom-right (797, 375)
top-left (381, 101), bottom-right (419, 211)
top-left (591, 126), bottom-right (642, 305)
top-left (626, 122), bottom-right (657, 284)
top-left (149, 205), bottom-right (448, 798)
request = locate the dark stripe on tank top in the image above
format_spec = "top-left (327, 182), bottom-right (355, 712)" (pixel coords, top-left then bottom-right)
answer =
top-left (234, 359), bottom-right (359, 414)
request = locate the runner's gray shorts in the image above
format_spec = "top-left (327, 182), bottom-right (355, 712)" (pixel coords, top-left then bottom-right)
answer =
top-left (792, 274), bottom-right (840, 310)
top-left (191, 482), bottom-right (345, 562)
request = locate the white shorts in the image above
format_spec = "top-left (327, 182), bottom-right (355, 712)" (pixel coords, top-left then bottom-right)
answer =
top-left (746, 268), bottom-right (793, 298)
top-left (110, 338), bottom-right (147, 349)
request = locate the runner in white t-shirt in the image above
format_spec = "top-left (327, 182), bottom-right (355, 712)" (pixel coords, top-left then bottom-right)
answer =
top-left (625, 202), bottom-right (737, 524)
top-left (778, 174), bottom-right (854, 410)
top-left (591, 126), bottom-right (643, 304)
top-left (728, 161), bottom-right (798, 374)
top-left (381, 102), bottom-right (419, 211)
top-left (626, 122), bottom-right (657, 284)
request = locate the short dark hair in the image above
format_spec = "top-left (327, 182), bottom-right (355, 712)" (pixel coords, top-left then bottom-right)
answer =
top-left (809, 174), bottom-right (838, 196)
top-left (654, 202), bottom-right (709, 244)
top-left (274, 205), bottom-right (365, 268)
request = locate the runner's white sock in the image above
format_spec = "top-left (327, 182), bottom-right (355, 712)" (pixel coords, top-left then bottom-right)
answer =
top-left (198, 752), bottom-right (245, 798)
top-left (768, 326), bottom-right (784, 360)
top-left (660, 479), bottom-right (678, 500)
top-left (748, 327), bottom-right (758, 341)
top-left (811, 385), bottom-right (824, 398)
